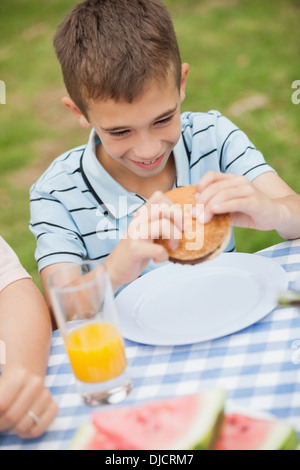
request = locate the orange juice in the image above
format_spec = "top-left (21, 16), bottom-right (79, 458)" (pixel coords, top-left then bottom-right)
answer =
top-left (66, 322), bottom-right (127, 383)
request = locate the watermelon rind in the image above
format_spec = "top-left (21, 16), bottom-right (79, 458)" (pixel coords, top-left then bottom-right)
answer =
top-left (279, 428), bottom-right (298, 451)
top-left (170, 389), bottom-right (225, 450)
top-left (260, 422), bottom-right (298, 450)
top-left (69, 424), bottom-right (95, 450)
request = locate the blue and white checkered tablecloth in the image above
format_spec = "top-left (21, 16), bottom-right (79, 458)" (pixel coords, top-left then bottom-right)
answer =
top-left (1, 239), bottom-right (300, 450)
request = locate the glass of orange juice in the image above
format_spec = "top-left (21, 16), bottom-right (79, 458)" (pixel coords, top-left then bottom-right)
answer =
top-left (47, 262), bottom-right (132, 406)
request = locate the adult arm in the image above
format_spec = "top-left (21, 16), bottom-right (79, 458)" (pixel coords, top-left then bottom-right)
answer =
top-left (0, 279), bottom-right (58, 438)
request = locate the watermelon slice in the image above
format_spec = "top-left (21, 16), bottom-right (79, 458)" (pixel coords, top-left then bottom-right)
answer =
top-left (70, 423), bottom-right (119, 450)
top-left (70, 389), bottom-right (225, 450)
top-left (213, 413), bottom-right (298, 450)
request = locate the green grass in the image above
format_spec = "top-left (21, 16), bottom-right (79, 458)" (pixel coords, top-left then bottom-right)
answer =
top-left (0, 0), bottom-right (299, 285)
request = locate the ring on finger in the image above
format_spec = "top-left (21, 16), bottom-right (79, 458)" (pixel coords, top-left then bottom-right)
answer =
top-left (27, 410), bottom-right (41, 425)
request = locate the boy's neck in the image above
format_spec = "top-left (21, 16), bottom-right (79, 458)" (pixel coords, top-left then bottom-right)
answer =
top-left (96, 144), bottom-right (176, 199)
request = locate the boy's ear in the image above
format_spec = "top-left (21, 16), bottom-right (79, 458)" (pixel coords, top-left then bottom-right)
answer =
top-left (180, 63), bottom-right (189, 103)
top-left (62, 96), bottom-right (92, 129)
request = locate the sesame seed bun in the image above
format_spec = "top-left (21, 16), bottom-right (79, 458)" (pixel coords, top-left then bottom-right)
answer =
top-left (156, 185), bottom-right (232, 264)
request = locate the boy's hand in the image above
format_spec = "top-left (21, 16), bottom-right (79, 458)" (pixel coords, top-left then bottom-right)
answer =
top-left (0, 367), bottom-right (58, 439)
top-left (104, 190), bottom-right (183, 291)
top-left (195, 171), bottom-right (285, 231)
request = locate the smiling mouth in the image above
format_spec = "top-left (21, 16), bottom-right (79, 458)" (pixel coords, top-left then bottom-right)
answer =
top-left (143, 158), bottom-right (158, 165)
top-left (131, 154), bottom-right (165, 169)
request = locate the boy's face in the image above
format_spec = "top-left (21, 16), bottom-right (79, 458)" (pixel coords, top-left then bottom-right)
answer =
top-left (65, 64), bottom-right (189, 181)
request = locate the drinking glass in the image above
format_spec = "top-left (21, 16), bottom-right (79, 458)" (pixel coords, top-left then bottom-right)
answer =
top-left (47, 262), bottom-right (132, 406)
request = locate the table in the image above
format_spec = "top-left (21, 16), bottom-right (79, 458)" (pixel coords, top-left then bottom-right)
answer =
top-left (1, 239), bottom-right (300, 450)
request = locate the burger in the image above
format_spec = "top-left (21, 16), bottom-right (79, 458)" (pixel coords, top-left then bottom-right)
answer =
top-left (156, 185), bottom-right (232, 264)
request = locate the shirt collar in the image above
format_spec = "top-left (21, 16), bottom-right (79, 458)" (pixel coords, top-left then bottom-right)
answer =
top-left (173, 133), bottom-right (191, 187)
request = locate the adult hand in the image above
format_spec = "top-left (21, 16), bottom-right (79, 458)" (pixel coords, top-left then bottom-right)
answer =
top-left (0, 367), bottom-right (58, 439)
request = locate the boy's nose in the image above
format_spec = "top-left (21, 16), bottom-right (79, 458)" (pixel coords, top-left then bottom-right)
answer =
top-left (133, 136), bottom-right (162, 161)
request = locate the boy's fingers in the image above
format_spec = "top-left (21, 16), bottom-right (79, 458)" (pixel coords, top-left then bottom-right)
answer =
top-left (133, 241), bottom-right (169, 264)
top-left (129, 217), bottom-right (182, 242)
top-left (194, 175), bottom-right (251, 223)
top-left (149, 218), bottom-right (182, 241)
top-left (131, 204), bottom-right (183, 239)
top-left (196, 171), bottom-right (235, 193)
top-left (147, 202), bottom-right (183, 231)
top-left (144, 191), bottom-right (184, 230)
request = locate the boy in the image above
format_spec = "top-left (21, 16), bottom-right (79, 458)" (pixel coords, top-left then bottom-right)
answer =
top-left (0, 236), bottom-right (58, 438)
top-left (30, 0), bottom-right (300, 307)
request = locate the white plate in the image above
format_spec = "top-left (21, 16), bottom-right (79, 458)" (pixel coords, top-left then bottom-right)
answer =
top-left (115, 253), bottom-right (288, 346)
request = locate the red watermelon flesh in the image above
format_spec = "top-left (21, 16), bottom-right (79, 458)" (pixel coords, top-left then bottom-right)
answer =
top-left (213, 413), bottom-right (298, 450)
top-left (92, 395), bottom-right (195, 450)
top-left (70, 390), bottom-right (225, 450)
top-left (92, 391), bottom-right (224, 450)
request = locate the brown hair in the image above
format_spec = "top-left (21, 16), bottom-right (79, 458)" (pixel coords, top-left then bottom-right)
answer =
top-left (53, 0), bottom-right (182, 118)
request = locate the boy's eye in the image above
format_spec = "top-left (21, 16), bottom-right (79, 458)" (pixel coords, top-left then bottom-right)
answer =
top-left (108, 115), bottom-right (174, 137)
top-left (155, 115), bottom-right (173, 126)
top-left (109, 130), bottom-right (130, 138)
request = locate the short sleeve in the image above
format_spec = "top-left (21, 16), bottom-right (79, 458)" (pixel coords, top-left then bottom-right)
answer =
top-left (0, 236), bottom-right (31, 292)
top-left (29, 187), bottom-right (87, 272)
top-left (214, 112), bottom-right (276, 181)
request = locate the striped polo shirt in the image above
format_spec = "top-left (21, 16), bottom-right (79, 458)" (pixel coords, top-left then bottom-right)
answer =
top-left (29, 110), bottom-right (275, 276)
